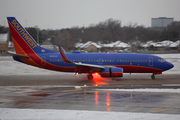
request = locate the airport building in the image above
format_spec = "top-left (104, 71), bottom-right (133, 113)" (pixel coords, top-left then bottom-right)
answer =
top-left (0, 33), bottom-right (9, 53)
top-left (151, 17), bottom-right (174, 31)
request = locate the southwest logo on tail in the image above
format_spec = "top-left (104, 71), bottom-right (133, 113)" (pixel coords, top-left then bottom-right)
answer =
top-left (7, 17), bottom-right (174, 80)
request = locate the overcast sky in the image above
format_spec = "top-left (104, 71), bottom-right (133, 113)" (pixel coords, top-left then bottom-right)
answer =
top-left (0, 0), bottom-right (180, 29)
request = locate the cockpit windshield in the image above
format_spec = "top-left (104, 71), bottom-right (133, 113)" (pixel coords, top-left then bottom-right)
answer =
top-left (158, 59), bottom-right (166, 62)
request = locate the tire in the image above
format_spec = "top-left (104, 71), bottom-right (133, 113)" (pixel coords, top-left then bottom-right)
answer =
top-left (87, 74), bottom-right (93, 80)
top-left (151, 75), bottom-right (155, 79)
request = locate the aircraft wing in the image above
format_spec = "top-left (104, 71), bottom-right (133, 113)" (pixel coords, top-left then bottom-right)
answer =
top-left (74, 62), bottom-right (105, 69)
top-left (7, 51), bottom-right (29, 58)
top-left (59, 47), bottom-right (105, 72)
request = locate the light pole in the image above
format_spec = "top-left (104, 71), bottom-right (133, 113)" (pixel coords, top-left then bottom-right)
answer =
top-left (35, 26), bottom-right (39, 45)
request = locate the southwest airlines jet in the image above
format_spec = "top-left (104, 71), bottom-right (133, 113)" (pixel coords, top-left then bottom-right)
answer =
top-left (7, 17), bottom-right (174, 80)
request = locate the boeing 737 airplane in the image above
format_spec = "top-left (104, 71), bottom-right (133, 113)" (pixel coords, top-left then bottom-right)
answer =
top-left (7, 17), bottom-right (174, 80)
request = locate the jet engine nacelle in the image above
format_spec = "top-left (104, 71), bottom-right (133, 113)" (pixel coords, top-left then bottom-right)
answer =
top-left (100, 67), bottom-right (123, 77)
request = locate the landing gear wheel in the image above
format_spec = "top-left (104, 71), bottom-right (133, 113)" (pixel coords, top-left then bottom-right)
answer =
top-left (151, 75), bottom-right (155, 79)
top-left (87, 74), bottom-right (93, 80)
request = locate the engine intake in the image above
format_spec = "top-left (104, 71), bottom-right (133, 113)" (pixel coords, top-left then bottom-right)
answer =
top-left (100, 67), bottom-right (123, 77)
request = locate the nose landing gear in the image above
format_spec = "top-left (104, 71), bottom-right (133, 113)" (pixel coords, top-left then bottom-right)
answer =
top-left (151, 74), bottom-right (155, 79)
top-left (151, 72), bottom-right (162, 79)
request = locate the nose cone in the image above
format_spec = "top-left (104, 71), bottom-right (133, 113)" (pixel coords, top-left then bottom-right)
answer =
top-left (166, 62), bottom-right (174, 70)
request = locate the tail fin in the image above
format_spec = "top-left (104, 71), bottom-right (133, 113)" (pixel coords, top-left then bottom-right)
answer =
top-left (7, 17), bottom-right (41, 55)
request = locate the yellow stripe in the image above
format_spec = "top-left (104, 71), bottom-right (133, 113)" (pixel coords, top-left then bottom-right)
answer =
top-left (61, 90), bottom-right (78, 92)
top-left (152, 108), bottom-right (172, 113)
top-left (11, 23), bottom-right (74, 69)
top-left (9, 21), bottom-right (43, 62)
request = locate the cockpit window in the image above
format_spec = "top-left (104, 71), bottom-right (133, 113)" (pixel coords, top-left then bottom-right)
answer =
top-left (158, 59), bottom-right (166, 62)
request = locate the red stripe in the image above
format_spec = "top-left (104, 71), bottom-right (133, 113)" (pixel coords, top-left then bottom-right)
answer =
top-left (8, 21), bottom-right (34, 54)
top-left (104, 65), bottom-right (163, 73)
top-left (9, 20), bottom-right (77, 72)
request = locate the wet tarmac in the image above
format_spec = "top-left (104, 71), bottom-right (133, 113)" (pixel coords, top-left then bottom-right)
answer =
top-left (0, 74), bottom-right (180, 114)
top-left (0, 74), bottom-right (180, 86)
top-left (0, 85), bottom-right (180, 114)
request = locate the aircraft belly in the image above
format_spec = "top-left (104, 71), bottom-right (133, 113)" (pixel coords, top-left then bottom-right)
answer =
top-left (118, 65), bottom-right (163, 73)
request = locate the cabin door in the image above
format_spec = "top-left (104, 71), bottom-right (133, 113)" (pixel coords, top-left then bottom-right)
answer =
top-left (149, 57), bottom-right (153, 66)
top-left (41, 56), bottom-right (46, 66)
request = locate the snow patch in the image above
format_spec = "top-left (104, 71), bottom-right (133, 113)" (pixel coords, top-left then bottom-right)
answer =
top-left (0, 108), bottom-right (180, 120)
top-left (96, 88), bottom-right (180, 93)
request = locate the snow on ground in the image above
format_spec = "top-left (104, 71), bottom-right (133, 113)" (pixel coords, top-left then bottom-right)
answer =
top-left (0, 108), bottom-right (180, 120)
top-left (0, 56), bottom-right (70, 76)
top-left (0, 54), bottom-right (179, 76)
top-left (96, 88), bottom-right (180, 93)
top-left (154, 54), bottom-right (180, 74)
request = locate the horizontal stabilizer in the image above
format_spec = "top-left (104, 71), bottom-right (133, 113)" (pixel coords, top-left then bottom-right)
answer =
top-left (7, 51), bottom-right (29, 58)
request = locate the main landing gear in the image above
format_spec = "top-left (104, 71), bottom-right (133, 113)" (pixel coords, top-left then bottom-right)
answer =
top-left (151, 74), bottom-right (155, 79)
top-left (87, 74), bottom-right (93, 80)
top-left (151, 72), bottom-right (162, 79)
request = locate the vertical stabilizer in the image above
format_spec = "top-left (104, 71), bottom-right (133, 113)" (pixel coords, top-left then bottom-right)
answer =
top-left (7, 17), bottom-right (41, 55)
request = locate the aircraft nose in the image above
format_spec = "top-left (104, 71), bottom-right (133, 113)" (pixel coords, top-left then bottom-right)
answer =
top-left (167, 62), bottom-right (174, 70)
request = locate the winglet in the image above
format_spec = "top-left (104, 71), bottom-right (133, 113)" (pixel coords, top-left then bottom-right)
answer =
top-left (59, 46), bottom-right (71, 63)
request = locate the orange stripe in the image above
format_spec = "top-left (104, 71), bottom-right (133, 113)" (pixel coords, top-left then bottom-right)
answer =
top-left (12, 38), bottom-right (42, 68)
top-left (9, 21), bottom-right (75, 70)
top-left (12, 37), bottom-right (27, 55)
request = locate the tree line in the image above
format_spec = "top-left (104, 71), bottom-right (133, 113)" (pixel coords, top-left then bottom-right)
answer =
top-left (1, 18), bottom-right (180, 50)
top-left (51, 18), bottom-right (180, 50)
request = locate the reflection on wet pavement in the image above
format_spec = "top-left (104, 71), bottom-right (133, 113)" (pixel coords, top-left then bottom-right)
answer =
top-left (0, 86), bottom-right (179, 114)
top-left (8, 90), bottom-right (165, 111)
